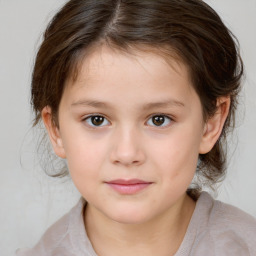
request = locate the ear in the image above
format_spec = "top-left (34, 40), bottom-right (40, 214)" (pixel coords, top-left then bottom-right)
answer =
top-left (41, 106), bottom-right (66, 159)
top-left (199, 97), bottom-right (230, 154)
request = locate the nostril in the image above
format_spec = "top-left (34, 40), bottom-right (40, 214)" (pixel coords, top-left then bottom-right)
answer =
top-left (110, 148), bottom-right (146, 166)
top-left (110, 131), bottom-right (146, 166)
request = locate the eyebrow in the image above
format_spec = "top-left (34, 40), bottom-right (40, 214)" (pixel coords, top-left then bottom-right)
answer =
top-left (71, 99), bottom-right (185, 109)
top-left (71, 100), bottom-right (109, 108)
top-left (142, 100), bottom-right (185, 110)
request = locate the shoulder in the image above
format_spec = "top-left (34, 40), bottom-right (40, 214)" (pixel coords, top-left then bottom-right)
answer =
top-left (16, 198), bottom-right (89, 256)
top-left (192, 192), bottom-right (256, 255)
top-left (200, 192), bottom-right (256, 234)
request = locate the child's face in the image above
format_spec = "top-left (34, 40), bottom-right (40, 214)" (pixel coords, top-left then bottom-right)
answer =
top-left (50, 46), bottom-right (207, 223)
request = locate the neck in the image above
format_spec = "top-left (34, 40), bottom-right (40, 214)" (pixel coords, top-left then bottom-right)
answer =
top-left (84, 194), bottom-right (195, 256)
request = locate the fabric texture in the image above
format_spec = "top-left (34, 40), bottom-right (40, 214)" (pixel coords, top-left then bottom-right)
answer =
top-left (16, 192), bottom-right (256, 256)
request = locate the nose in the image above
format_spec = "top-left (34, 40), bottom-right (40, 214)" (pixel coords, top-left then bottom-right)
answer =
top-left (110, 127), bottom-right (146, 166)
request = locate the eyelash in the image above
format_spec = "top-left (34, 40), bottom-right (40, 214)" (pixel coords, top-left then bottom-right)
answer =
top-left (83, 114), bottom-right (111, 128)
top-left (146, 114), bottom-right (173, 128)
top-left (82, 114), bottom-right (174, 128)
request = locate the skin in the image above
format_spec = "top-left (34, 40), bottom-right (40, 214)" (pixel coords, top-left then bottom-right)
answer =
top-left (42, 46), bottom-right (230, 255)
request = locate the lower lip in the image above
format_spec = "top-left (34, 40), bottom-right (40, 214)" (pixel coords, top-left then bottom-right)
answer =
top-left (106, 183), bottom-right (152, 195)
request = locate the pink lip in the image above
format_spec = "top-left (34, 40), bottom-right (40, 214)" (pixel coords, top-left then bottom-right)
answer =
top-left (105, 179), bottom-right (153, 195)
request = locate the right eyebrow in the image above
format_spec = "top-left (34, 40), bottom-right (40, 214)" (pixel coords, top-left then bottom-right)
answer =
top-left (71, 100), bottom-right (111, 109)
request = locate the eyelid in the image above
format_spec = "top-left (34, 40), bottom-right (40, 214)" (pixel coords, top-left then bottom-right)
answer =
top-left (145, 113), bottom-right (174, 128)
top-left (81, 113), bottom-right (175, 128)
top-left (82, 113), bottom-right (111, 128)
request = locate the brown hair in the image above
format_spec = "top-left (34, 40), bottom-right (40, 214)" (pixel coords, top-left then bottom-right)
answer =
top-left (31, 0), bottom-right (243, 197)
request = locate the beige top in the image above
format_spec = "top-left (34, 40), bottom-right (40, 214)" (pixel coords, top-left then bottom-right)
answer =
top-left (16, 192), bottom-right (256, 256)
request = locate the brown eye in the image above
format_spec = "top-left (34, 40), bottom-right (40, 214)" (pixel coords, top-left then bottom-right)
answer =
top-left (152, 116), bottom-right (165, 126)
top-left (92, 116), bottom-right (104, 126)
top-left (147, 115), bottom-right (171, 127)
top-left (85, 115), bottom-right (109, 127)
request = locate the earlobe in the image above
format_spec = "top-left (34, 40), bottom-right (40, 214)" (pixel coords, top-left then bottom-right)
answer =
top-left (41, 106), bottom-right (66, 159)
top-left (199, 97), bottom-right (230, 154)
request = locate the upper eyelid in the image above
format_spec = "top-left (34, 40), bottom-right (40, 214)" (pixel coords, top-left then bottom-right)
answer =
top-left (82, 114), bottom-right (111, 127)
top-left (81, 112), bottom-right (173, 117)
top-left (146, 114), bottom-right (174, 125)
top-left (82, 113), bottom-right (110, 121)
top-left (81, 113), bottom-right (175, 123)
top-left (146, 113), bottom-right (174, 121)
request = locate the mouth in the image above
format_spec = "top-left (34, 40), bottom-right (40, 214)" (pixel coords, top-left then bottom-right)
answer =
top-left (105, 179), bottom-right (153, 195)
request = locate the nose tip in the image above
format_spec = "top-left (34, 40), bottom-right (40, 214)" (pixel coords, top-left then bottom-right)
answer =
top-left (112, 153), bottom-right (143, 166)
top-left (110, 132), bottom-right (146, 166)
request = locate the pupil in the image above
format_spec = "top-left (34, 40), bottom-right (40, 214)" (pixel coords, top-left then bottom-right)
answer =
top-left (92, 116), bottom-right (104, 126)
top-left (153, 116), bottom-right (165, 126)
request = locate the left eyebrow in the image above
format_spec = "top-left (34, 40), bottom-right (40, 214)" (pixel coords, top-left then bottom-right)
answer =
top-left (142, 100), bottom-right (185, 110)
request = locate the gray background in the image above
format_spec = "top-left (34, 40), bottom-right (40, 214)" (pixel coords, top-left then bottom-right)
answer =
top-left (0, 0), bottom-right (255, 255)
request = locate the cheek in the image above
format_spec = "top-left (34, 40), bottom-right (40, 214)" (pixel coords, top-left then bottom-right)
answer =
top-left (63, 136), bottom-right (109, 199)
top-left (151, 127), bottom-right (201, 179)
top-left (62, 132), bottom-right (108, 178)
top-left (156, 136), bottom-right (199, 197)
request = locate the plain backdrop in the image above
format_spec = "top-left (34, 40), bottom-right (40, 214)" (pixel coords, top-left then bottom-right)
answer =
top-left (0, 1), bottom-right (256, 255)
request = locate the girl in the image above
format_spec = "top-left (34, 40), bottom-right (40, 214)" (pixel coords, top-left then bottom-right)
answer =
top-left (16, 0), bottom-right (256, 255)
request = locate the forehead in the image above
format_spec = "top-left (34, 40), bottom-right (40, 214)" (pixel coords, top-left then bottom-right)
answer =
top-left (68, 45), bottom-right (193, 89)
top-left (61, 45), bottom-right (198, 109)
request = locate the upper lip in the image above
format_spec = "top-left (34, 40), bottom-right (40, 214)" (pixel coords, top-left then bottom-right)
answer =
top-left (105, 179), bottom-right (152, 185)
